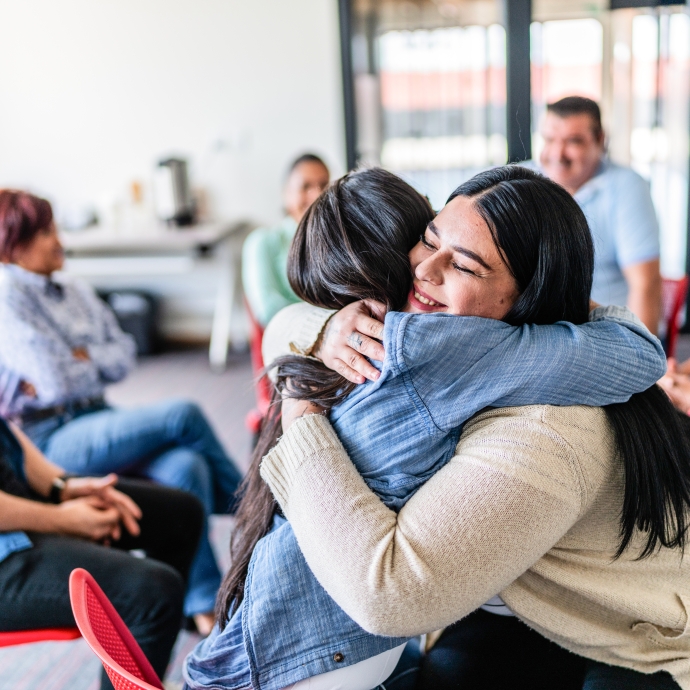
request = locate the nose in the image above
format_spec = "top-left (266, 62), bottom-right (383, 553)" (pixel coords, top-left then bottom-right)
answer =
top-left (305, 188), bottom-right (322, 206)
top-left (414, 252), bottom-right (443, 285)
top-left (555, 141), bottom-right (569, 163)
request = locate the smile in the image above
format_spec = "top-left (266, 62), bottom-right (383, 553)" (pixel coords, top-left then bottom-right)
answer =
top-left (414, 291), bottom-right (441, 306)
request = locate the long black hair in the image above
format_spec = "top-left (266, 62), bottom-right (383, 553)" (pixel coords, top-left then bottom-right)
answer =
top-left (215, 168), bottom-right (435, 626)
top-left (449, 165), bottom-right (690, 558)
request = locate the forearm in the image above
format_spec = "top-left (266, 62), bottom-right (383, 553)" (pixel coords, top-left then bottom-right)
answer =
top-left (87, 339), bottom-right (136, 382)
top-left (627, 281), bottom-right (662, 336)
top-left (0, 491), bottom-right (61, 533)
top-left (10, 423), bottom-right (64, 498)
top-left (623, 258), bottom-right (662, 335)
top-left (0, 341), bottom-right (100, 405)
top-left (261, 413), bottom-right (581, 636)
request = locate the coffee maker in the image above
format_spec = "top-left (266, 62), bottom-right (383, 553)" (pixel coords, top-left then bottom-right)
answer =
top-left (153, 157), bottom-right (195, 226)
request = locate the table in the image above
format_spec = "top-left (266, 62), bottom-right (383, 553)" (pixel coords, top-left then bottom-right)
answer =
top-left (61, 221), bottom-right (254, 371)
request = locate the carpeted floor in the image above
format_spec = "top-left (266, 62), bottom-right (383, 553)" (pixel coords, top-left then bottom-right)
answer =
top-left (0, 348), bottom-right (255, 690)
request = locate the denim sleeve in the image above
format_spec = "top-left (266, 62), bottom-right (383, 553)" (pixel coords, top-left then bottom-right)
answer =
top-left (393, 306), bottom-right (666, 432)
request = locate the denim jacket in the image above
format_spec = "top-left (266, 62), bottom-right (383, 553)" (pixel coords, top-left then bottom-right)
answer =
top-left (185, 306), bottom-right (666, 690)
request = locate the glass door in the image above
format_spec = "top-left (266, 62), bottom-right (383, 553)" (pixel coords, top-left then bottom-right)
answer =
top-left (530, 1), bottom-right (690, 281)
top-left (351, 0), bottom-right (506, 209)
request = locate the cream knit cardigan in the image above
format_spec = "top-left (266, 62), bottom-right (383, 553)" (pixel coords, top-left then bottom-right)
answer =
top-left (260, 303), bottom-right (690, 687)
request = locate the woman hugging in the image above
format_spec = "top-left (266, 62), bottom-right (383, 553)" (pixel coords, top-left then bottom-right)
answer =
top-left (185, 166), bottom-right (683, 690)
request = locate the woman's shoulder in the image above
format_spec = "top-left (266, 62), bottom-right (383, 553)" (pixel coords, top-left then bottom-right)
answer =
top-left (383, 312), bottom-right (513, 367)
top-left (462, 405), bottom-right (614, 457)
top-left (458, 405), bottom-right (616, 507)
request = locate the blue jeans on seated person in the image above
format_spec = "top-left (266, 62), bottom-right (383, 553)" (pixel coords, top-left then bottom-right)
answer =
top-left (23, 398), bottom-right (243, 617)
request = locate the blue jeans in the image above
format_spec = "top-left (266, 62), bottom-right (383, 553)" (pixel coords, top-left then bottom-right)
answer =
top-left (23, 399), bottom-right (243, 617)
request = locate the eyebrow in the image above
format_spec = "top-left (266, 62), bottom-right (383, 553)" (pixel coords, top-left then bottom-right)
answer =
top-left (427, 221), bottom-right (492, 271)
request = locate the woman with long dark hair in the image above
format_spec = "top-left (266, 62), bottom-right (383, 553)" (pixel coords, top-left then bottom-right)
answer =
top-left (258, 166), bottom-right (690, 690)
top-left (184, 167), bottom-right (668, 690)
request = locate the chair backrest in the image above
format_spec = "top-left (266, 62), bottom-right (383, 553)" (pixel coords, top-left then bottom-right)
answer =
top-left (662, 276), bottom-right (689, 359)
top-left (69, 568), bottom-right (164, 690)
top-left (0, 627), bottom-right (80, 648)
top-left (244, 298), bottom-right (272, 415)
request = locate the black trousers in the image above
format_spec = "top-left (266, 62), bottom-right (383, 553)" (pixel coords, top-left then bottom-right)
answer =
top-left (0, 478), bottom-right (204, 690)
top-left (416, 609), bottom-right (681, 690)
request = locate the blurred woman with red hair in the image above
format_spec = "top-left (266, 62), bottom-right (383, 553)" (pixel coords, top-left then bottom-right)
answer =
top-left (0, 189), bottom-right (243, 635)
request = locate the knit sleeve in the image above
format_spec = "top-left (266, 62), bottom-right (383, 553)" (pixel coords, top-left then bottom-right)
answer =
top-left (261, 303), bottom-right (335, 368)
top-left (261, 406), bottom-right (597, 637)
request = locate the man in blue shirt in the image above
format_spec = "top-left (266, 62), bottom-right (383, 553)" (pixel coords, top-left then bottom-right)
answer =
top-left (533, 96), bottom-right (661, 334)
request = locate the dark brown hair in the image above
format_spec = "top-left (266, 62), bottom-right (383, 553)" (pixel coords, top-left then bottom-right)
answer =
top-left (215, 168), bottom-right (435, 627)
top-left (547, 95), bottom-right (603, 141)
top-left (0, 190), bottom-right (53, 262)
top-left (450, 166), bottom-right (690, 558)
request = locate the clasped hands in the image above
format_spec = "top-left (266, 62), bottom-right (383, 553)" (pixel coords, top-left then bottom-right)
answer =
top-left (56, 473), bottom-right (142, 544)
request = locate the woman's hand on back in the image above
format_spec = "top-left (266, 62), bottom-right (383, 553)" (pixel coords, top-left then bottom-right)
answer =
top-left (281, 398), bottom-right (326, 432)
top-left (313, 300), bottom-right (386, 384)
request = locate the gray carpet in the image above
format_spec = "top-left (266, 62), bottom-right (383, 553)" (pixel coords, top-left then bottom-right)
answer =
top-left (0, 348), bottom-right (254, 689)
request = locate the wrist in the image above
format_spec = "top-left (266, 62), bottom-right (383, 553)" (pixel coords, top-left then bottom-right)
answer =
top-left (49, 474), bottom-right (79, 503)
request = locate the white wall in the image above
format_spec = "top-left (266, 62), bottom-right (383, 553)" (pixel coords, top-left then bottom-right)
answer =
top-left (0, 0), bottom-right (345, 227)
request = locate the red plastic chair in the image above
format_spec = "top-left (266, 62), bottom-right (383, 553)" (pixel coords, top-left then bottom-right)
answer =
top-left (69, 568), bottom-right (163, 690)
top-left (244, 299), bottom-right (272, 436)
top-left (0, 627), bottom-right (80, 647)
top-left (662, 276), bottom-right (689, 359)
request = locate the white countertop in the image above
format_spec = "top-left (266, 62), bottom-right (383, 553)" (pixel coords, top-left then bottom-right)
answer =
top-left (60, 220), bottom-right (248, 255)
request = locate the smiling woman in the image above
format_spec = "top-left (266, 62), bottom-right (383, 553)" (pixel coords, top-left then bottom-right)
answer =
top-left (407, 203), bottom-right (519, 317)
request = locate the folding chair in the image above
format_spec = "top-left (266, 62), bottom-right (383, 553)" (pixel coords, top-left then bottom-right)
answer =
top-left (69, 567), bottom-right (164, 690)
top-left (244, 299), bottom-right (272, 438)
top-left (661, 276), bottom-right (689, 359)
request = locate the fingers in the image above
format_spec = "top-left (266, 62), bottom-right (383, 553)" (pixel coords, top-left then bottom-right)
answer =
top-left (281, 397), bottom-right (326, 431)
top-left (348, 329), bottom-right (385, 362)
top-left (332, 357), bottom-right (372, 385)
top-left (363, 299), bottom-right (387, 321)
top-left (97, 474), bottom-right (119, 488)
top-left (316, 300), bottom-right (386, 382)
top-left (337, 349), bottom-right (380, 384)
top-left (676, 358), bottom-right (690, 375)
top-left (105, 487), bottom-right (143, 520)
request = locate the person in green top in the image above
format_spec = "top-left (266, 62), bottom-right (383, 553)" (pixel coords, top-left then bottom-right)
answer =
top-left (242, 153), bottom-right (330, 326)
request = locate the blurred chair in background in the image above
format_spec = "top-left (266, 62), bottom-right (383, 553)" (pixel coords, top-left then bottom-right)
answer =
top-left (661, 276), bottom-right (689, 360)
top-left (244, 299), bottom-right (272, 442)
top-left (242, 153), bottom-right (329, 328)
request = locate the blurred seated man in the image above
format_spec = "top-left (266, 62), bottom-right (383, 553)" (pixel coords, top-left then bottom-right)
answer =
top-left (0, 416), bottom-right (203, 690)
top-left (0, 189), bottom-right (243, 635)
top-left (242, 153), bottom-right (330, 327)
top-left (531, 96), bottom-right (662, 333)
